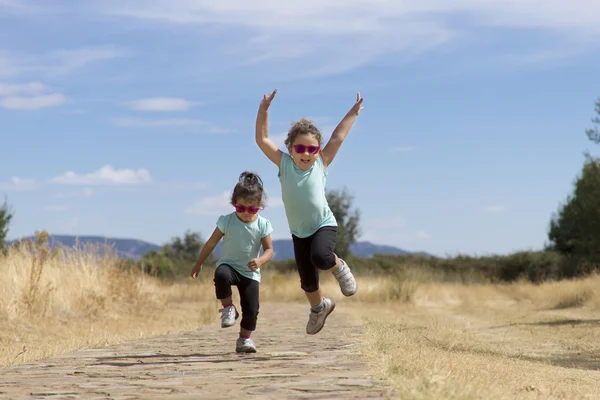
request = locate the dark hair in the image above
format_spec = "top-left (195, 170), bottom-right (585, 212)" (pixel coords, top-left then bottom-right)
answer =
top-left (231, 171), bottom-right (267, 208)
top-left (284, 117), bottom-right (323, 148)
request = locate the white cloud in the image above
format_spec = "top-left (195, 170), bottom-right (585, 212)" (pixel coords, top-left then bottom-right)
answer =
top-left (113, 117), bottom-right (233, 134)
top-left (271, 132), bottom-right (288, 150)
top-left (86, 0), bottom-right (600, 78)
top-left (185, 191), bottom-right (283, 216)
top-left (46, 46), bottom-right (126, 76)
top-left (113, 117), bottom-right (206, 127)
top-left (49, 165), bottom-right (152, 186)
top-left (389, 146), bottom-right (417, 153)
top-left (1, 93), bottom-right (66, 110)
top-left (44, 205), bottom-right (69, 212)
top-left (0, 46), bottom-right (125, 79)
top-left (160, 182), bottom-right (209, 191)
top-left (484, 205), bottom-right (506, 213)
top-left (414, 230), bottom-right (431, 239)
top-left (207, 126), bottom-right (235, 134)
top-left (267, 196), bottom-right (284, 208)
top-left (0, 82), bottom-right (47, 96)
top-left (126, 97), bottom-right (195, 112)
top-left (361, 216), bottom-right (430, 249)
top-left (185, 191), bottom-right (233, 216)
top-left (0, 81), bottom-right (66, 110)
top-left (0, 177), bottom-right (37, 191)
top-left (59, 217), bottom-right (79, 234)
top-left (53, 187), bottom-right (95, 199)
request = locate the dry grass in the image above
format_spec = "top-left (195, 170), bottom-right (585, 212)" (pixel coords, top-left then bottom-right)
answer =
top-left (0, 244), bottom-right (219, 369)
top-left (358, 273), bottom-right (600, 399)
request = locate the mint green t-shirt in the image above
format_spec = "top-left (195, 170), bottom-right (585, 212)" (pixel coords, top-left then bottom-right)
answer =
top-left (216, 213), bottom-right (273, 283)
top-left (278, 153), bottom-right (337, 238)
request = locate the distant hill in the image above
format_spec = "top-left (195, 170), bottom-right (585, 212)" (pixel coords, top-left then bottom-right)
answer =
top-left (8, 235), bottom-right (161, 261)
top-left (9, 234), bottom-right (430, 261)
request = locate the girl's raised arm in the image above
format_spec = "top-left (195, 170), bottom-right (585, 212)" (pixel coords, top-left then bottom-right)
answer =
top-left (255, 89), bottom-right (282, 167)
top-left (321, 92), bottom-right (364, 168)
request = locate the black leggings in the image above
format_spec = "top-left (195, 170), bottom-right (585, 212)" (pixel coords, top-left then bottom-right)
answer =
top-left (213, 264), bottom-right (260, 331)
top-left (292, 226), bottom-right (338, 293)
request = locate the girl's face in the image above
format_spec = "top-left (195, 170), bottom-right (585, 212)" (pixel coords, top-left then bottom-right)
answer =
top-left (289, 134), bottom-right (321, 170)
top-left (233, 198), bottom-right (261, 223)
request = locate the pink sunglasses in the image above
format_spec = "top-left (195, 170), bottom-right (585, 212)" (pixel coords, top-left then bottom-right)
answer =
top-left (293, 144), bottom-right (320, 155)
top-left (234, 204), bottom-right (260, 214)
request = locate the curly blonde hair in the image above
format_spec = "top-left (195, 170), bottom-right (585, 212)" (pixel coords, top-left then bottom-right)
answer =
top-left (284, 117), bottom-right (323, 148)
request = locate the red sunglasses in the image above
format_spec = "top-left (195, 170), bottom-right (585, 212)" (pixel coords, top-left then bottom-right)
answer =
top-left (234, 204), bottom-right (260, 214)
top-left (293, 144), bottom-right (320, 155)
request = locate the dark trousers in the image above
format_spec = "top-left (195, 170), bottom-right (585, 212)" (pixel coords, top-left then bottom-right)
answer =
top-left (213, 264), bottom-right (260, 331)
top-left (292, 226), bottom-right (338, 293)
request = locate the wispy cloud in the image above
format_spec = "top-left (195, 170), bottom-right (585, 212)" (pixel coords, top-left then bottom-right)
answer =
top-left (83, 0), bottom-right (600, 79)
top-left (185, 191), bottom-right (233, 216)
top-left (0, 177), bottom-right (38, 191)
top-left (49, 165), bottom-right (152, 186)
top-left (389, 146), bottom-right (417, 153)
top-left (0, 81), bottom-right (66, 110)
top-left (113, 117), bottom-right (206, 127)
top-left (113, 117), bottom-right (234, 134)
top-left (271, 132), bottom-right (288, 150)
top-left (44, 204), bottom-right (69, 212)
top-left (0, 46), bottom-right (126, 79)
top-left (53, 187), bottom-right (95, 199)
top-left (59, 217), bottom-right (79, 234)
top-left (185, 190), bottom-right (283, 216)
top-left (361, 216), bottom-right (431, 250)
top-left (46, 46), bottom-right (127, 77)
top-left (154, 182), bottom-right (210, 192)
top-left (125, 97), bottom-right (196, 112)
top-left (0, 82), bottom-right (47, 96)
top-left (484, 205), bottom-right (506, 213)
top-left (1, 93), bottom-right (66, 110)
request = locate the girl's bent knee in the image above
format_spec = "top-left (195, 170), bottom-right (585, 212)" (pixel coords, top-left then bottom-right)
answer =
top-left (310, 251), bottom-right (336, 271)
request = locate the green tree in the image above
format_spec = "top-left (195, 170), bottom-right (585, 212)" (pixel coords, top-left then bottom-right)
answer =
top-left (139, 230), bottom-right (211, 279)
top-left (585, 98), bottom-right (600, 144)
top-left (326, 187), bottom-right (361, 259)
top-left (547, 159), bottom-right (600, 275)
top-left (0, 197), bottom-right (14, 253)
top-left (547, 100), bottom-right (600, 276)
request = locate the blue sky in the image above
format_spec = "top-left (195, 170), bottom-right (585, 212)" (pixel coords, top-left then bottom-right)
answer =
top-left (2, 1), bottom-right (600, 257)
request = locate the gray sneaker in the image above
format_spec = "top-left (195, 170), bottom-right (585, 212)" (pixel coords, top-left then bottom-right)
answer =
top-left (333, 259), bottom-right (357, 296)
top-left (219, 305), bottom-right (239, 328)
top-left (306, 298), bottom-right (335, 335)
top-left (236, 337), bottom-right (257, 353)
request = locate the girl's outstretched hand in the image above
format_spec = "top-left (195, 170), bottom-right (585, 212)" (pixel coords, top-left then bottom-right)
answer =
top-left (260, 89), bottom-right (277, 109)
top-left (351, 92), bottom-right (364, 115)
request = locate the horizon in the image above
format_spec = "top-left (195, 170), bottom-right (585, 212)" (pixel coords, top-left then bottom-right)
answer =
top-left (2, 1), bottom-right (600, 257)
top-left (7, 232), bottom-right (424, 252)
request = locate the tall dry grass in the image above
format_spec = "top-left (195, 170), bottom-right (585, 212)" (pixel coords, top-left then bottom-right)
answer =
top-left (0, 242), bottom-right (219, 369)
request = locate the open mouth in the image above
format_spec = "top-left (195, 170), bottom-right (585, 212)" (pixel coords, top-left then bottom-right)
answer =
top-left (300, 159), bottom-right (310, 165)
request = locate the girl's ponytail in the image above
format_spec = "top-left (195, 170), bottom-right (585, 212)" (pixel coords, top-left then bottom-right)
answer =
top-left (231, 171), bottom-right (266, 207)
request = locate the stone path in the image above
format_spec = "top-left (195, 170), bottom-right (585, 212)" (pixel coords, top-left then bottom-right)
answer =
top-left (0, 303), bottom-right (396, 399)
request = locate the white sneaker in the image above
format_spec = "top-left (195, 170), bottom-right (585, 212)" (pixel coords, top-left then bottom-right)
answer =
top-left (236, 337), bottom-right (257, 353)
top-left (219, 305), bottom-right (239, 328)
top-left (306, 298), bottom-right (335, 335)
top-left (333, 259), bottom-right (357, 296)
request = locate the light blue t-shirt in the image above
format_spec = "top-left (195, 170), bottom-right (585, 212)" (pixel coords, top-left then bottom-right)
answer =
top-left (278, 153), bottom-right (337, 238)
top-left (216, 213), bottom-right (273, 283)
